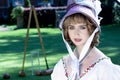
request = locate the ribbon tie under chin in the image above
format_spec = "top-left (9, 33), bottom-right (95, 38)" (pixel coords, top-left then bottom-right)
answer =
top-left (69, 59), bottom-right (80, 80)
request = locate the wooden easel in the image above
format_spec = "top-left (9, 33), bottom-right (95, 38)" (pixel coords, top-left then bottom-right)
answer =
top-left (19, 6), bottom-right (49, 76)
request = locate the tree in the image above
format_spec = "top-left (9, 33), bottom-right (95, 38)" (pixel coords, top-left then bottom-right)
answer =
top-left (24, 0), bottom-right (31, 7)
top-left (11, 6), bottom-right (24, 28)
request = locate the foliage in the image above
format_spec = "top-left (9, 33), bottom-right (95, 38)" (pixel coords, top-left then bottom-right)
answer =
top-left (113, 2), bottom-right (120, 24)
top-left (24, 0), bottom-right (31, 7)
top-left (11, 6), bottom-right (24, 19)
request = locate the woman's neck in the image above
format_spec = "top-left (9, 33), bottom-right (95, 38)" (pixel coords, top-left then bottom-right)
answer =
top-left (74, 46), bottom-right (83, 59)
top-left (74, 46), bottom-right (92, 59)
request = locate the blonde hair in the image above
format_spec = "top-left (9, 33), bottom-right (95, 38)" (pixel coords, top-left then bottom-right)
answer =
top-left (63, 13), bottom-right (100, 47)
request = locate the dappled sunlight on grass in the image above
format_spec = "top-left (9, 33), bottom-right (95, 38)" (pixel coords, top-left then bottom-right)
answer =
top-left (0, 39), bottom-right (8, 43)
top-left (100, 47), bottom-right (120, 54)
top-left (0, 28), bottom-right (65, 79)
top-left (99, 24), bottom-right (120, 64)
top-left (107, 52), bottom-right (118, 57)
top-left (100, 47), bottom-right (119, 57)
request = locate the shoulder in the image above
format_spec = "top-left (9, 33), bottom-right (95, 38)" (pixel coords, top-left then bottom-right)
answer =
top-left (51, 55), bottom-right (69, 80)
top-left (54, 54), bottom-right (70, 66)
top-left (51, 57), bottom-right (64, 72)
top-left (96, 58), bottom-right (120, 80)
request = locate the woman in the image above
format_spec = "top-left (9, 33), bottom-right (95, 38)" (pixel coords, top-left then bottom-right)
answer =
top-left (51, 0), bottom-right (120, 80)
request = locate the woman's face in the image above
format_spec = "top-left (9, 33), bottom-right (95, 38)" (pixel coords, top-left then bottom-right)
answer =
top-left (68, 23), bottom-right (90, 47)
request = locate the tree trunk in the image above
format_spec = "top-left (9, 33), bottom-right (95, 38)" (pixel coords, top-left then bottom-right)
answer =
top-left (17, 16), bottom-right (23, 28)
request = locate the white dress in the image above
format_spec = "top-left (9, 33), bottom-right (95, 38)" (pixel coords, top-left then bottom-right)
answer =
top-left (51, 55), bottom-right (120, 80)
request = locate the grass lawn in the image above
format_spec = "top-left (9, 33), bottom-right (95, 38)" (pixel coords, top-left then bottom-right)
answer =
top-left (0, 24), bottom-right (120, 80)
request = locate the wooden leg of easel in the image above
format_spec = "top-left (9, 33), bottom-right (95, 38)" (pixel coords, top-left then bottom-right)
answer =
top-left (32, 7), bottom-right (49, 70)
top-left (19, 7), bottom-right (33, 77)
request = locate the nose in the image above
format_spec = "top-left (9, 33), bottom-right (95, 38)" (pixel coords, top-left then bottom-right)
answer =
top-left (75, 29), bottom-right (80, 35)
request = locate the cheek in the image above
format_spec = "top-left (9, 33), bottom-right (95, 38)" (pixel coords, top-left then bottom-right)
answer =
top-left (68, 31), bottom-right (74, 40)
top-left (68, 30), bottom-right (72, 36)
top-left (85, 32), bottom-right (90, 40)
top-left (81, 31), bottom-right (90, 39)
top-left (68, 32), bottom-right (73, 39)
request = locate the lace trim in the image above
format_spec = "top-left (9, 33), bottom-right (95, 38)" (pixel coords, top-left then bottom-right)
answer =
top-left (62, 57), bottom-right (109, 79)
top-left (62, 58), bottom-right (69, 77)
top-left (79, 57), bottom-right (109, 78)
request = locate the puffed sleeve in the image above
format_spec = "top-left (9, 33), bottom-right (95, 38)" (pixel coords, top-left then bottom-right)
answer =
top-left (100, 64), bottom-right (120, 80)
top-left (51, 59), bottom-right (68, 80)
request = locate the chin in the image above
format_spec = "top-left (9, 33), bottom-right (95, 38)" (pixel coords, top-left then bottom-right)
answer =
top-left (74, 42), bottom-right (85, 47)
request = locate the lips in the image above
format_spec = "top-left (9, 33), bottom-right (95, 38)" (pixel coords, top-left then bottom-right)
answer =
top-left (74, 38), bottom-right (82, 42)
